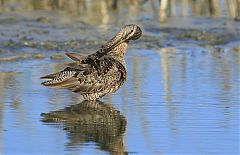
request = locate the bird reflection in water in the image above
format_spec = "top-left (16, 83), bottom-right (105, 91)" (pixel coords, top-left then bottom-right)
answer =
top-left (41, 100), bottom-right (127, 155)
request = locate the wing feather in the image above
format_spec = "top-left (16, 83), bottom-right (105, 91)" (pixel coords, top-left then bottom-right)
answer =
top-left (41, 55), bottom-right (126, 95)
top-left (65, 52), bottom-right (87, 61)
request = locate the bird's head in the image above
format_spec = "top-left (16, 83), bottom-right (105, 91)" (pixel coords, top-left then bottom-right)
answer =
top-left (102, 24), bottom-right (142, 50)
top-left (120, 24), bottom-right (142, 41)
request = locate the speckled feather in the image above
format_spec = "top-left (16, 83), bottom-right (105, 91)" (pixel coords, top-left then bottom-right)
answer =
top-left (41, 24), bottom-right (142, 100)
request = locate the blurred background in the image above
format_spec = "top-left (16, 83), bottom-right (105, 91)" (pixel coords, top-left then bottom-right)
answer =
top-left (0, 0), bottom-right (240, 24)
top-left (0, 0), bottom-right (239, 155)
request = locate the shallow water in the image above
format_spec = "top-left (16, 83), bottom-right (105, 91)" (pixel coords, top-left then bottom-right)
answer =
top-left (0, 48), bottom-right (239, 154)
top-left (0, 0), bottom-right (240, 155)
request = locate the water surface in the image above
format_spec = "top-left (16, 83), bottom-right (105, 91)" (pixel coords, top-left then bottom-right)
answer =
top-left (0, 48), bottom-right (239, 154)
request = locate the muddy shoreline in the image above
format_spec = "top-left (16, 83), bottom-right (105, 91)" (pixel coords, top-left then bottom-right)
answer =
top-left (0, 11), bottom-right (239, 62)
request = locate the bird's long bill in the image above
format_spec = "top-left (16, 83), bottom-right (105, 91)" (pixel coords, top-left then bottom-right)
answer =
top-left (101, 31), bottom-right (125, 52)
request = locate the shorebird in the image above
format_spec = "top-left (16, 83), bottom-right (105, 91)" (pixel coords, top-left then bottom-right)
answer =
top-left (41, 24), bottom-right (142, 100)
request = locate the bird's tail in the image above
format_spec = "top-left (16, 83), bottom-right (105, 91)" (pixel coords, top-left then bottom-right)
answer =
top-left (41, 69), bottom-right (78, 88)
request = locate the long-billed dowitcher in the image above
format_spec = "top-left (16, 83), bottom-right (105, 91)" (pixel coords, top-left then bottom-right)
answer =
top-left (41, 24), bottom-right (142, 100)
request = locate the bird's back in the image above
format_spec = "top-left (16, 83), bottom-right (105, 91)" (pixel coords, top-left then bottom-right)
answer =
top-left (41, 51), bottom-right (127, 100)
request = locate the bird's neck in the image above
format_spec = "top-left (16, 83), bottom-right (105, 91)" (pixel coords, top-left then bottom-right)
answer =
top-left (108, 42), bottom-right (128, 60)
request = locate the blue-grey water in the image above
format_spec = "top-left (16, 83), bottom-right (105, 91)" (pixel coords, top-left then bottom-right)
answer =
top-left (1, 48), bottom-right (239, 155)
top-left (0, 0), bottom-right (240, 154)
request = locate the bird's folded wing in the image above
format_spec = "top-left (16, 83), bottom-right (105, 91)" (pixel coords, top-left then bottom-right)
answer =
top-left (72, 66), bottom-right (122, 93)
top-left (41, 57), bottom-right (125, 94)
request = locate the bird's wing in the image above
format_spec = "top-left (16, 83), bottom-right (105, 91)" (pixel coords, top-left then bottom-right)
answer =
top-left (41, 56), bottom-right (126, 94)
top-left (65, 52), bottom-right (87, 61)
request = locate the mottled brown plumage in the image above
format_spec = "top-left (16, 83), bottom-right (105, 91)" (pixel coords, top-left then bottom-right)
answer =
top-left (41, 24), bottom-right (142, 100)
